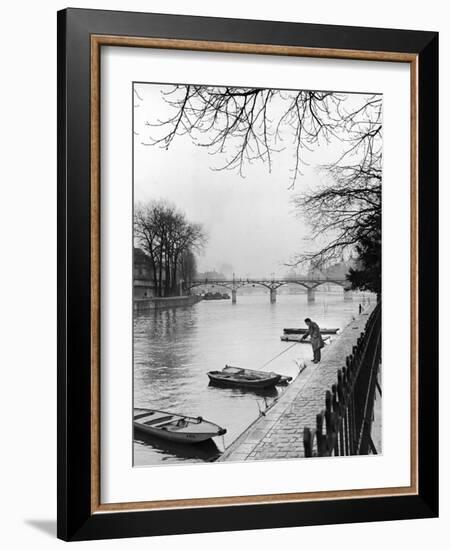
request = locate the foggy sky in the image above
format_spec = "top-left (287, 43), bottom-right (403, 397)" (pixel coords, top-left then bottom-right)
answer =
top-left (133, 83), bottom-right (371, 278)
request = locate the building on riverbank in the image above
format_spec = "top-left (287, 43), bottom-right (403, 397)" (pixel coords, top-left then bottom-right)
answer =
top-left (133, 248), bottom-right (157, 298)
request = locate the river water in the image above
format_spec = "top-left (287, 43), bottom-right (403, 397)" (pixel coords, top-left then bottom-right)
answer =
top-left (133, 292), bottom-right (369, 466)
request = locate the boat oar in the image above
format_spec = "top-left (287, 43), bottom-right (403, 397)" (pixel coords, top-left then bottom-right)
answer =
top-left (258, 341), bottom-right (298, 369)
top-left (293, 359), bottom-right (308, 374)
top-left (256, 396), bottom-right (270, 417)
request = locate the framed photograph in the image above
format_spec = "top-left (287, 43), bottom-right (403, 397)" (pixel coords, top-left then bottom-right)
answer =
top-left (57, 8), bottom-right (438, 541)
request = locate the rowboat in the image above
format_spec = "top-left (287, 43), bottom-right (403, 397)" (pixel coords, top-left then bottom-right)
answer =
top-left (133, 408), bottom-right (226, 444)
top-left (283, 327), bottom-right (339, 335)
top-left (207, 368), bottom-right (281, 389)
top-left (281, 334), bottom-right (331, 343)
top-left (223, 365), bottom-right (292, 385)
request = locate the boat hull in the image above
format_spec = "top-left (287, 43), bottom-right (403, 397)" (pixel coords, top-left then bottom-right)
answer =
top-left (223, 365), bottom-right (292, 385)
top-left (134, 423), bottom-right (220, 443)
top-left (133, 408), bottom-right (226, 444)
top-left (283, 327), bottom-right (339, 335)
top-left (207, 371), bottom-right (281, 389)
top-left (281, 335), bottom-right (331, 343)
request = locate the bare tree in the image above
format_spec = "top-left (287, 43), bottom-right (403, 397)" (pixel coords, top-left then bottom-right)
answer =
top-left (291, 95), bottom-right (382, 267)
top-left (134, 202), bottom-right (160, 291)
top-left (134, 200), bottom-right (207, 296)
top-left (291, 164), bottom-right (381, 266)
top-left (141, 85), bottom-right (347, 187)
top-left (138, 85), bottom-right (382, 285)
top-left (179, 249), bottom-right (197, 285)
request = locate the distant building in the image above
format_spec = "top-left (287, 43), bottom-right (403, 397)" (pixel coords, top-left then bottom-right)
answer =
top-left (133, 248), bottom-right (156, 299)
top-left (305, 260), bottom-right (355, 292)
top-left (306, 260), bottom-right (355, 280)
top-left (218, 263), bottom-right (234, 277)
top-left (324, 260), bottom-right (355, 280)
top-left (195, 270), bottom-right (226, 280)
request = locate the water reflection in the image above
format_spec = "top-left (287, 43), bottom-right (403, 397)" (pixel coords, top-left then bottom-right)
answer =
top-left (134, 429), bottom-right (221, 464)
top-left (206, 382), bottom-right (280, 399)
top-left (133, 292), bottom-right (364, 466)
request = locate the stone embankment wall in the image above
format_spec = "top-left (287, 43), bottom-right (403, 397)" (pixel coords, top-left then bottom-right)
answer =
top-left (134, 295), bottom-right (202, 312)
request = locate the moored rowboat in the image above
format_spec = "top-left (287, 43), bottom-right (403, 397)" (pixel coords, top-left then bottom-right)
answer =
top-left (223, 365), bottom-right (292, 385)
top-left (283, 327), bottom-right (339, 335)
top-left (281, 334), bottom-right (331, 343)
top-left (133, 407), bottom-right (226, 444)
top-left (207, 369), bottom-right (281, 389)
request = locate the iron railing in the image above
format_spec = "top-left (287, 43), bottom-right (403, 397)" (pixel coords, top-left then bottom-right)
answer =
top-left (303, 304), bottom-right (381, 457)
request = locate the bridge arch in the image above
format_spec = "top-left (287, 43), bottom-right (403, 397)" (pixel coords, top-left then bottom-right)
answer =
top-left (185, 281), bottom-right (233, 292)
top-left (275, 281), bottom-right (314, 290)
top-left (183, 277), bottom-right (351, 304)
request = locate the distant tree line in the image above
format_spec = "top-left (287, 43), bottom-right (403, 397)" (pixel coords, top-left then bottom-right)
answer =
top-left (134, 200), bottom-right (206, 297)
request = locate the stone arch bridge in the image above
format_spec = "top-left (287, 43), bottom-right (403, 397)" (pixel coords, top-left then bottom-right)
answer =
top-left (184, 277), bottom-right (352, 304)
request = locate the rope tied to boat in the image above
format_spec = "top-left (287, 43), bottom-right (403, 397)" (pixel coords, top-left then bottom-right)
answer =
top-left (259, 341), bottom-right (298, 369)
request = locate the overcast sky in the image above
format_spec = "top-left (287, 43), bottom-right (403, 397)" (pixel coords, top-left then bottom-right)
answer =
top-left (133, 83), bottom-right (376, 278)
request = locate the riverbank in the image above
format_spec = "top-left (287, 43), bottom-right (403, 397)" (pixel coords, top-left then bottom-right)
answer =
top-left (218, 303), bottom-right (376, 462)
top-left (134, 295), bottom-right (202, 313)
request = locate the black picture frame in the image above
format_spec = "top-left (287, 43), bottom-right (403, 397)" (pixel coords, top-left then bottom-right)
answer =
top-left (57, 7), bottom-right (438, 541)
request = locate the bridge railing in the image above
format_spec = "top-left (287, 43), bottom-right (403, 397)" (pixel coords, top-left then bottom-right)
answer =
top-left (189, 277), bottom-right (347, 283)
top-left (303, 303), bottom-right (381, 457)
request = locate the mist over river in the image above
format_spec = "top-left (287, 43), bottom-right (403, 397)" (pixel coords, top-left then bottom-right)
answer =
top-left (133, 292), bottom-right (371, 466)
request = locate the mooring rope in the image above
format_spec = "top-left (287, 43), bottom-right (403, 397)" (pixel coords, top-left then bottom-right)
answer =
top-left (259, 342), bottom-right (298, 369)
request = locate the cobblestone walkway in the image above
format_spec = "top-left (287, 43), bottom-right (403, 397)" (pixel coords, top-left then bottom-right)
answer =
top-left (219, 304), bottom-right (375, 462)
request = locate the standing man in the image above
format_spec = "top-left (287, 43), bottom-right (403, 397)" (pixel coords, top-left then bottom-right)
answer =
top-left (300, 318), bottom-right (324, 363)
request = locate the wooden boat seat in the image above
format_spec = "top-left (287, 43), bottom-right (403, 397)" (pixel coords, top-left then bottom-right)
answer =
top-left (134, 411), bottom-right (156, 420)
top-left (141, 415), bottom-right (174, 426)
